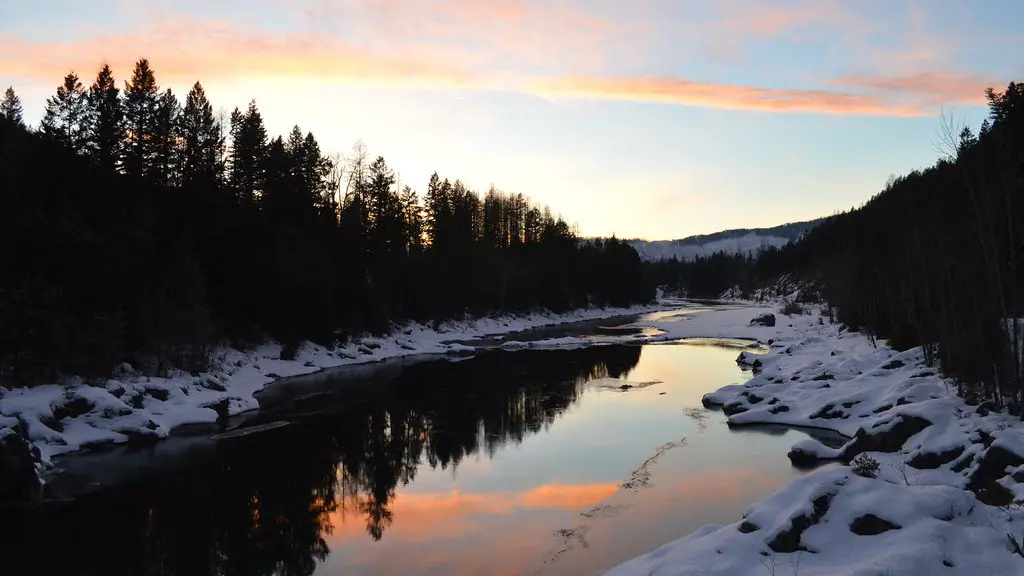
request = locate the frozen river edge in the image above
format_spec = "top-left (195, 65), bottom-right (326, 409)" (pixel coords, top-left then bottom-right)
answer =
top-left (607, 305), bottom-right (1024, 576)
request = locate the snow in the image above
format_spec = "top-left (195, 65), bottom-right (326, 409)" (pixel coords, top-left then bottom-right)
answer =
top-left (628, 232), bottom-right (793, 262)
top-left (10, 297), bottom-right (1024, 575)
top-left (0, 302), bottom-right (664, 468)
top-left (606, 304), bottom-right (1024, 575)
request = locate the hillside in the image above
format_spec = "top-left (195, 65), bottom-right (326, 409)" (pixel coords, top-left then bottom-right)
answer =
top-left (624, 218), bottom-right (825, 262)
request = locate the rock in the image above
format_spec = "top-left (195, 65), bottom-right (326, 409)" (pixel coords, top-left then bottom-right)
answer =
top-left (738, 521), bottom-right (760, 533)
top-left (788, 446), bottom-right (827, 467)
top-left (750, 313), bottom-right (776, 327)
top-left (143, 387), bottom-right (170, 402)
top-left (722, 402), bottom-right (749, 416)
top-left (849, 514), bottom-right (900, 535)
top-left (967, 445), bottom-right (1024, 504)
top-left (0, 433), bottom-right (41, 506)
top-left (908, 446), bottom-right (966, 470)
top-left (881, 359), bottom-right (905, 370)
top-left (810, 403), bottom-right (844, 420)
top-left (976, 401), bottom-right (996, 416)
top-left (841, 415), bottom-right (932, 460)
top-left (771, 404), bottom-right (791, 414)
top-left (768, 493), bottom-right (832, 553)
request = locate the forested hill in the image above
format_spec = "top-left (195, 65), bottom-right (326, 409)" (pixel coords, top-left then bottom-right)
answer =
top-left (624, 218), bottom-right (825, 262)
top-left (0, 60), bottom-right (653, 387)
top-left (649, 81), bottom-right (1024, 408)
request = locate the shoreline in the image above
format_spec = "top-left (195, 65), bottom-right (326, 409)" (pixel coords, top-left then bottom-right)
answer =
top-left (606, 305), bottom-right (1024, 575)
top-left (0, 301), bottom-right (674, 490)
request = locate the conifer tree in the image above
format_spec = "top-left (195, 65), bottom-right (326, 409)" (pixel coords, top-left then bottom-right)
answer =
top-left (0, 86), bottom-right (25, 127)
top-left (85, 65), bottom-right (124, 172)
top-left (41, 72), bottom-right (89, 153)
top-left (229, 100), bottom-right (268, 204)
top-left (123, 59), bottom-right (161, 179)
top-left (153, 88), bottom-right (181, 187)
top-left (179, 81), bottom-right (223, 185)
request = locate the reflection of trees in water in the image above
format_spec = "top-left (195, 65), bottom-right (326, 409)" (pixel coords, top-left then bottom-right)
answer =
top-left (14, 345), bottom-right (642, 576)
top-left (333, 345), bottom-right (642, 542)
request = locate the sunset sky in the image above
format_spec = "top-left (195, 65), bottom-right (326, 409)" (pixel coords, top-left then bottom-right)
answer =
top-left (2, 0), bottom-right (1020, 239)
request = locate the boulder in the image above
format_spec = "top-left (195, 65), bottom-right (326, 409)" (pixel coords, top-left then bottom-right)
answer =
top-left (0, 432), bottom-right (41, 506)
top-left (750, 313), bottom-right (776, 327)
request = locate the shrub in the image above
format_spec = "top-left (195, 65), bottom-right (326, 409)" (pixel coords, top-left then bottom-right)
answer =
top-left (851, 453), bottom-right (881, 478)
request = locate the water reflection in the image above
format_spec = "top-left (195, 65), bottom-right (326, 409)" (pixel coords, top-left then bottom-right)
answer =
top-left (11, 346), bottom-right (643, 576)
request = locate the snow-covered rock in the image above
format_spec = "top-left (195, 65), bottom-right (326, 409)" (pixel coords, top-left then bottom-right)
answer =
top-left (607, 303), bottom-right (1024, 575)
top-left (0, 302), bottom-right (667, 481)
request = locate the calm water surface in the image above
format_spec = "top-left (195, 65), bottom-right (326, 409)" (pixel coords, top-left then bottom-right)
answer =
top-left (12, 326), bottom-right (838, 576)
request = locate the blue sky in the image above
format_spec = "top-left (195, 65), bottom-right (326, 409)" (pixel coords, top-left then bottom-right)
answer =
top-left (1, 0), bottom-right (1021, 239)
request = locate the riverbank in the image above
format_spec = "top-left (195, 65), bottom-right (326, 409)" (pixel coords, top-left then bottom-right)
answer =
top-left (607, 306), bottom-right (1024, 575)
top-left (0, 302), bottom-right (669, 489)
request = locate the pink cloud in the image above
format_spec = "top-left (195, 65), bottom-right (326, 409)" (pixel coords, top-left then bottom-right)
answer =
top-left (0, 22), bottom-right (477, 88)
top-left (830, 72), bottom-right (998, 107)
top-left (529, 75), bottom-right (924, 117)
top-left (0, 8), bottom-right (1001, 119)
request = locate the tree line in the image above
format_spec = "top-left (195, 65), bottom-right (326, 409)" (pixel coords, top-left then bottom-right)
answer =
top-left (0, 59), bottom-right (653, 387)
top-left (647, 81), bottom-right (1024, 410)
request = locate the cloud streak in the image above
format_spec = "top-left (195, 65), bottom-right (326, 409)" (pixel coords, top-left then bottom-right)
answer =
top-left (0, 9), bottom-right (1003, 118)
top-left (532, 75), bottom-right (925, 117)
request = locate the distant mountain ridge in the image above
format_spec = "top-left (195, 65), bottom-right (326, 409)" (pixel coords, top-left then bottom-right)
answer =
top-left (623, 218), bottom-right (826, 262)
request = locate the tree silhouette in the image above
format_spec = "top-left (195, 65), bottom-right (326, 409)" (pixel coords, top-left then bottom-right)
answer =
top-left (41, 72), bottom-right (89, 153)
top-left (0, 86), bottom-right (25, 127)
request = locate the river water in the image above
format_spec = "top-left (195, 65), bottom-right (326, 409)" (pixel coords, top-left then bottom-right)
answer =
top-left (10, 309), bottom-right (840, 575)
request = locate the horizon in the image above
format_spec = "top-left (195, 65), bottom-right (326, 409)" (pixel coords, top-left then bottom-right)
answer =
top-left (2, 0), bottom-right (1021, 241)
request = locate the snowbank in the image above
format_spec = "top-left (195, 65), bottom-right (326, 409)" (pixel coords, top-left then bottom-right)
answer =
top-left (0, 303), bottom-right (663, 470)
top-left (608, 305), bottom-right (1024, 575)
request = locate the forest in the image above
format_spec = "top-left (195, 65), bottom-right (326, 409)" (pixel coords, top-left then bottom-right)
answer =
top-left (0, 59), bottom-right (653, 388)
top-left (648, 80), bottom-right (1024, 409)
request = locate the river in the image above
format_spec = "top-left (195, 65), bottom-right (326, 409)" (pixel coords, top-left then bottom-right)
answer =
top-left (9, 307), bottom-right (841, 575)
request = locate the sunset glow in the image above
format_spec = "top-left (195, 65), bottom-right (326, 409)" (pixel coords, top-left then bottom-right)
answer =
top-left (2, 0), bottom-right (1019, 238)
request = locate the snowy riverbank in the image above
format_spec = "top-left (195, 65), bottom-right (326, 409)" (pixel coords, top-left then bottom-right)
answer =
top-left (608, 306), bottom-right (1024, 575)
top-left (0, 303), bottom-right (667, 473)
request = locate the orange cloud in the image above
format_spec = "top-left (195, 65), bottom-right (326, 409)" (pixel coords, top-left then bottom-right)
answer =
top-left (830, 72), bottom-right (998, 107)
top-left (329, 481), bottom-right (619, 542)
top-left (0, 11), bottom-right (1000, 119)
top-left (0, 22), bottom-right (476, 87)
top-left (529, 75), bottom-right (923, 117)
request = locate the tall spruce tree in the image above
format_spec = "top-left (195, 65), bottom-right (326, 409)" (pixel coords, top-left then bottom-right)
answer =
top-left (85, 65), bottom-right (124, 172)
top-left (229, 100), bottom-right (268, 204)
top-left (41, 72), bottom-right (89, 153)
top-left (152, 88), bottom-right (180, 187)
top-left (0, 87), bottom-right (25, 127)
top-left (123, 59), bottom-right (160, 180)
top-left (179, 81), bottom-right (223, 185)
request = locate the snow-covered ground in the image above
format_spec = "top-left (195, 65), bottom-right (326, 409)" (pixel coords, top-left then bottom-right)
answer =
top-left (0, 303), bottom-right (665, 469)
top-left (607, 306), bottom-right (1024, 576)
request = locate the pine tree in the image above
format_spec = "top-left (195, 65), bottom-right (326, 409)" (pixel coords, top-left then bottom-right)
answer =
top-left (179, 81), bottom-right (223, 185)
top-left (0, 87), bottom-right (25, 127)
top-left (228, 100), bottom-right (268, 204)
top-left (123, 59), bottom-right (160, 179)
top-left (152, 88), bottom-right (181, 187)
top-left (41, 72), bottom-right (89, 153)
top-left (979, 118), bottom-right (992, 137)
top-left (400, 185), bottom-right (424, 253)
top-left (85, 65), bottom-right (124, 172)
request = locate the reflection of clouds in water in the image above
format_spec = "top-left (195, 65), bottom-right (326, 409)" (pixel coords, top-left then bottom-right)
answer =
top-left (330, 481), bottom-right (620, 542)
